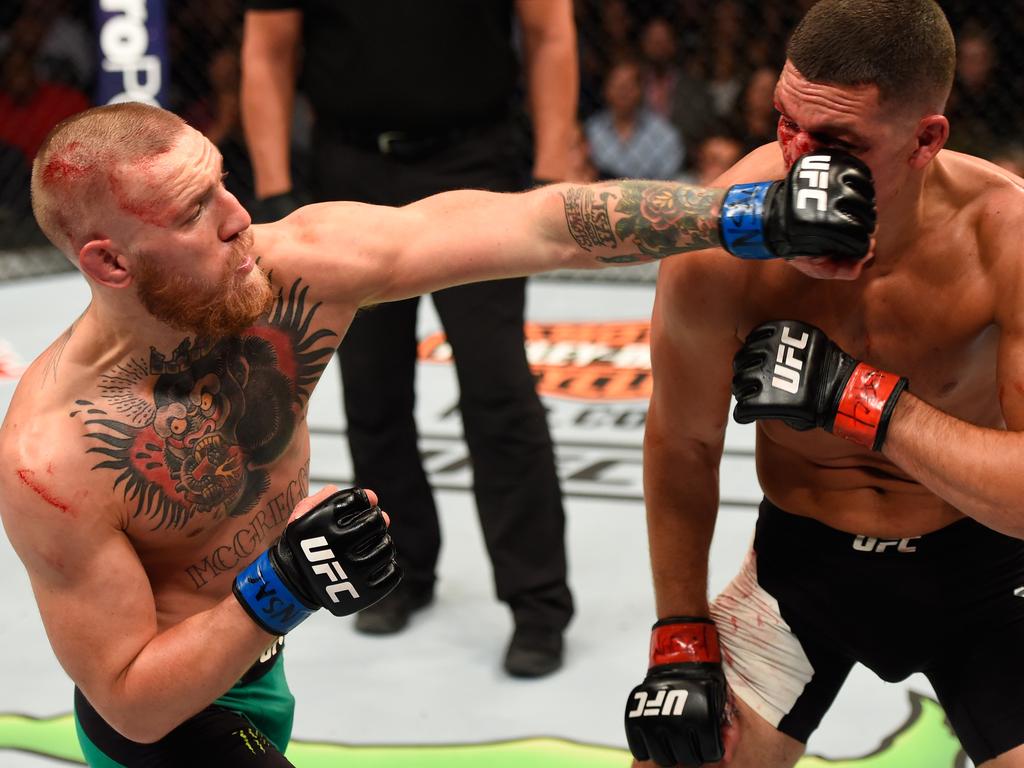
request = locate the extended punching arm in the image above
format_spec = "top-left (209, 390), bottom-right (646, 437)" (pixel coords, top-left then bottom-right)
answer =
top-left (556, 151), bottom-right (875, 265)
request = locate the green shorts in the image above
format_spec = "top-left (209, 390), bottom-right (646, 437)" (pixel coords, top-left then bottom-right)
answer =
top-left (75, 647), bottom-right (295, 767)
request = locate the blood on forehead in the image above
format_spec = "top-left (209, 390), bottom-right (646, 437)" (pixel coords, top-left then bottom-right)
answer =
top-left (107, 154), bottom-right (176, 228)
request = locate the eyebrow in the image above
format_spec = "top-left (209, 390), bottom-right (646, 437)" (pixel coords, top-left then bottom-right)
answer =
top-left (774, 98), bottom-right (866, 147)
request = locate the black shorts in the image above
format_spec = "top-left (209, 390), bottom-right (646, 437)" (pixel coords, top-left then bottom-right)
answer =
top-left (74, 641), bottom-right (294, 767)
top-left (710, 498), bottom-right (1024, 765)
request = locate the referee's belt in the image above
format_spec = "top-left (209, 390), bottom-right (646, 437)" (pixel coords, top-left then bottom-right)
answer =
top-left (330, 120), bottom-right (499, 159)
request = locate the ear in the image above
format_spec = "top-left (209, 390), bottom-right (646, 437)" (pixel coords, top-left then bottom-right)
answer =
top-left (78, 239), bottom-right (134, 288)
top-left (908, 115), bottom-right (949, 170)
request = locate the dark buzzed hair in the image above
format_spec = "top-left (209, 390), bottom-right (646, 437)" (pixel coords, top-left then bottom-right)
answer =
top-left (787, 0), bottom-right (955, 111)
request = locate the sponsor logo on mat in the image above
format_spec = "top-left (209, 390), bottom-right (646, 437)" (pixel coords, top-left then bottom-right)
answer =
top-left (419, 321), bottom-right (651, 401)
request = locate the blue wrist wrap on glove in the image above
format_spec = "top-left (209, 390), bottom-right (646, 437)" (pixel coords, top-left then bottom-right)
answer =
top-left (720, 181), bottom-right (774, 259)
top-left (234, 550), bottom-right (316, 635)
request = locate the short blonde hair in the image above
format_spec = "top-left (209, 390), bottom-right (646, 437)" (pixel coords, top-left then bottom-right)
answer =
top-left (31, 103), bottom-right (186, 254)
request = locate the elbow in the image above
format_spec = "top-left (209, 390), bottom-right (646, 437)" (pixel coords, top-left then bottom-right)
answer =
top-left (108, 714), bottom-right (177, 745)
top-left (116, 725), bottom-right (168, 746)
top-left (559, 242), bottom-right (600, 271)
top-left (959, 500), bottom-right (1024, 541)
top-left (89, 697), bottom-right (180, 745)
top-left (992, 515), bottom-right (1024, 542)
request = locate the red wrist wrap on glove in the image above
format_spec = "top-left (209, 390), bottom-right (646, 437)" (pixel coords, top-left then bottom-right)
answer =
top-left (832, 363), bottom-right (904, 449)
top-left (650, 622), bottom-right (722, 666)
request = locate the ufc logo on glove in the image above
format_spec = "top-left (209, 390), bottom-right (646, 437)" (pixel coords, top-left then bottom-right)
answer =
top-left (627, 689), bottom-right (690, 718)
top-left (301, 536), bottom-right (360, 602)
top-left (717, 149), bottom-right (874, 261)
top-left (234, 488), bottom-right (401, 635)
top-left (732, 320), bottom-right (909, 452)
top-left (795, 155), bottom-right (833, 212)
top-left (772, 326), bottom-right (809, 394)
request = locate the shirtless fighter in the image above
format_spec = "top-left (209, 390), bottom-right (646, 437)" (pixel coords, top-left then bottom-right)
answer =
top-left (0, 103), bottom-right (870, 765)
top-left (624, 1), bottom-right (1024, 767)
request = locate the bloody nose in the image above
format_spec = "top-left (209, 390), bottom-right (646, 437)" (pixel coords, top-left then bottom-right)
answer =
top-left (791, 131), bottom-right (817, 157)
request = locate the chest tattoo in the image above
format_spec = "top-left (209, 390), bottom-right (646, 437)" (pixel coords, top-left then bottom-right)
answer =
top-left (72, 279), bottom-right (336, 530)
top-left (184, 461), bottom-right (309, 589)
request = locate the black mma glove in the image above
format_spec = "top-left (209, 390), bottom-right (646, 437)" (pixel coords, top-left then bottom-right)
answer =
top-left (719, 151), bottom-right (875, 261)
top-left (250, 190), bottom-right (307, 224)
top-left (233, 488), bottom-right (401, 635)
top-left (732, 320), bottom-right (908, 451)
top-left (625, 618), bottom-right (727, 767)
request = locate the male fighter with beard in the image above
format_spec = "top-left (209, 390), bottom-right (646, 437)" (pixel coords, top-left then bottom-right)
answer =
top-left (625, 1), bottom-right (1024, 767)
top-left (0, 102), bottom-right (870, 765)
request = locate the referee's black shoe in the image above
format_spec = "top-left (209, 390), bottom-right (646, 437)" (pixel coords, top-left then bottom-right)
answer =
top-left (504, 626), bottom-right (563, 678)
top-left (354, 582), bottom-right (433, 634)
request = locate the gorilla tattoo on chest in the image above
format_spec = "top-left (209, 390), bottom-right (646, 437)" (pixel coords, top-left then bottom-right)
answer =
top-left (73, 279), bottom-right (336, 531)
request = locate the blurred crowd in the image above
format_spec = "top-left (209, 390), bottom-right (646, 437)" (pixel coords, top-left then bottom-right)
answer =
top-left (1, 0), bottom-right (1023, 247)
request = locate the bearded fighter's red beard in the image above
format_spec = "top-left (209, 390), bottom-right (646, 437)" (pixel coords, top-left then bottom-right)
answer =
top-left (134, 230), bottom-right (274, 338)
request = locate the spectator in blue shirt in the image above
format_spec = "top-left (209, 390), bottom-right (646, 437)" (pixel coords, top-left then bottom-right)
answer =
top-left (585, 58), bottom-right (684, 179)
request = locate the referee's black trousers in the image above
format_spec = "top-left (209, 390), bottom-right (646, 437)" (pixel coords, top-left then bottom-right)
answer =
top-left (312, 118), bottom-right (574, 633)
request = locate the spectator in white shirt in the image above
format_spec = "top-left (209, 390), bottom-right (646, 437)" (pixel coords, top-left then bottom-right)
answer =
top-left (585, 58), bottom-right (684, 180)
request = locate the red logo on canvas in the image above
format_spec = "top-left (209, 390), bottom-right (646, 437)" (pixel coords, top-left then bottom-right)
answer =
top-left (418, 321), bottom-right (651, 400)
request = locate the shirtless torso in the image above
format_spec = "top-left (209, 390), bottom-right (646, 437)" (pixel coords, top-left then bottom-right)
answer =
top-left (740, 149), bottom-right (1010, 537)
top-left (5, 259), bottom-right (353, 632)
top-left (6, 103), bottom-right (850, 751)
top-left (637, 60), bottom-right (1024, 768)
top-left (0, 126), bottom-right (626, 741)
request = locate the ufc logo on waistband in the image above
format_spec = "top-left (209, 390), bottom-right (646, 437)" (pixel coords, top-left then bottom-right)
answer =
top-left (301, 536), bottom-right (361, 602)
top-left (627, 690), bottom-right (689, 718)
top-left (852, 535), bottom-right (920, 553)
top-left (259, 636), bottom-right (285, 663)
top-left (796, 155), bottom-right (831, 212)
top-left (772, 326), bottom-right (809, 394)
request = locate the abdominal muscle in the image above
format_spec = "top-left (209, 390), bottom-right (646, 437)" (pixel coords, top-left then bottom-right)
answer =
top-left (754, 422), bottom-right (963, 538)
